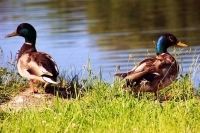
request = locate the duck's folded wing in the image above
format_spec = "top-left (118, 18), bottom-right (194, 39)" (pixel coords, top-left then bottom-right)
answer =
top-left (33, 52), bottom-right (59, 83)
top-left (115, 57), bottom-right (160, 82)
top-left (125, 70), bottom-right (150, 81)
top-left (36, 52), bottom-right (59, 76)
top-left (19, 52), bottom-right (59, 83)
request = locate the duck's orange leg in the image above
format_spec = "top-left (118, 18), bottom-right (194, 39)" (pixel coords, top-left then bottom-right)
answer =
top-left (154, 90), bottom-right (158, 100)
top-left (30, 79), bottom-right (38, 93)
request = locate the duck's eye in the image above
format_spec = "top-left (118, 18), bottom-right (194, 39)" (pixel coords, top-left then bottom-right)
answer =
top-left (169, 36), bottom-right (175, 42)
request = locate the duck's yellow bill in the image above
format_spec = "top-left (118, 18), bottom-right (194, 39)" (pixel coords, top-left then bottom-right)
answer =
top-left (5, 31), bottom-right (18, 38)
top-left (177, 42), bottom-right (188, 47)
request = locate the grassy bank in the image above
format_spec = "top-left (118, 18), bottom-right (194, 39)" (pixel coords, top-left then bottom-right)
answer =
top-left (0, 78), bottom-right (200, 133)
top-left (0, 50), bottom-right (200, 133)
top-left (0, 70), bottom-right (200, 133)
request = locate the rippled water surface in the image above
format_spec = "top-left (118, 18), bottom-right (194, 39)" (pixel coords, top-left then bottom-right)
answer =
top-left (0, 0), bottom-right (200, 87)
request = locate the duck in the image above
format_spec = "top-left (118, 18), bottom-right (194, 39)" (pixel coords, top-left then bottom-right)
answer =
top-left (5, 23), bottom-right (59, 93)
top-left (115, 34), bottom-right (188, 97)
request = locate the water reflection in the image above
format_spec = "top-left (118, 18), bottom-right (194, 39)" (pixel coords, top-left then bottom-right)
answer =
top-left (86, 0), bottom-right (200, 49)
top-left (0, 0), bottom-right (200, 87)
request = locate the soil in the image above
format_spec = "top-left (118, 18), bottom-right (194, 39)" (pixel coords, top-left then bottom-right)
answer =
top-left (0, 88), bottom-right (56, 111)
top-left (0, 86), bottom-right (73, 111)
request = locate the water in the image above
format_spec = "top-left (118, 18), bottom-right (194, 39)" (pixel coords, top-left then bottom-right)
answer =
top-left (0, 0), bottom-right (200, 87)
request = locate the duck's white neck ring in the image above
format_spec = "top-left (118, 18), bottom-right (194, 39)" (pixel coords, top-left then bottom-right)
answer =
top-left (25, 42), bottom-right (33, 45)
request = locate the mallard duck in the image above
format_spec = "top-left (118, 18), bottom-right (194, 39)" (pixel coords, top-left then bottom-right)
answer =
top-left (5, 23), bottom-right (59, 93)
top-left (115, 34), bottom-right (188, 97)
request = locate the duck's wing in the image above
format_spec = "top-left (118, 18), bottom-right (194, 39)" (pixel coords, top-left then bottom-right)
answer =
top-left (115, 53), bottom-right (178, 83)
top-left (18, 52), bottom-right (59, 83)
top-left (115, 57), bottom-right (161, 82)
top-left (35, 52), bottom-right (59, 76)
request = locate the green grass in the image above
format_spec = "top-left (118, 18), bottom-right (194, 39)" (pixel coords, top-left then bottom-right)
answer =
top-left (0, 48), bottom-right (28, 103)
top-left (0, 50), bottom-right (200, 133)
top-left (0, 70), bottom-right (200, 133)
top-left (0, 78), bottom-right (199, 133)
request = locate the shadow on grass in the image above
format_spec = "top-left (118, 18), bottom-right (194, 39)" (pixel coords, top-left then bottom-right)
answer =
top-left (44, 74), bottom-right (84, 99)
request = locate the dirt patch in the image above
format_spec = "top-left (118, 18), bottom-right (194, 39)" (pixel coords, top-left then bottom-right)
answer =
top-left (0, 81), bottom-right (82, 111)
top-left (0, 88), bottom-right (57, 111)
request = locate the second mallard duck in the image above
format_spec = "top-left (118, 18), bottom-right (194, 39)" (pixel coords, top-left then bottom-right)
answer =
top-left (5, 23), bottom-right (59, 93)
top-left (115, 34), bottom-right (188, 97)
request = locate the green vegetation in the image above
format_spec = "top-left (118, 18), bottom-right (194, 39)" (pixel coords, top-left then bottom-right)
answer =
top-left (0, 76), bottom-right (199, 133)
top-left (0, 48), bottom-right (28, 103)
top-left (0, 50), bottom-right (200, 133)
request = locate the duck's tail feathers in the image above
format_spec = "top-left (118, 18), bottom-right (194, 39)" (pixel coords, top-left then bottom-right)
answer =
top-left (42, 74), bottom-right (58, 84)
top-left (114, 73), bottom-right (128, 78)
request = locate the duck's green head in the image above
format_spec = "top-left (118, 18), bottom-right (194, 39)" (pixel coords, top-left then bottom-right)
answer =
top-left (5, 23), bottom-right (37, 44)
top-left (156, 34), bottom-right (188, 55)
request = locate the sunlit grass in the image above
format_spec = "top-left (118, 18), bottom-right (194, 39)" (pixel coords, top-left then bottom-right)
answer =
top-left (0, 48), bottom-right (28, 103)
top-left (0, 49), bottom-right (200, 133)
top-left (0, 75), bottom-right (199, 133)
